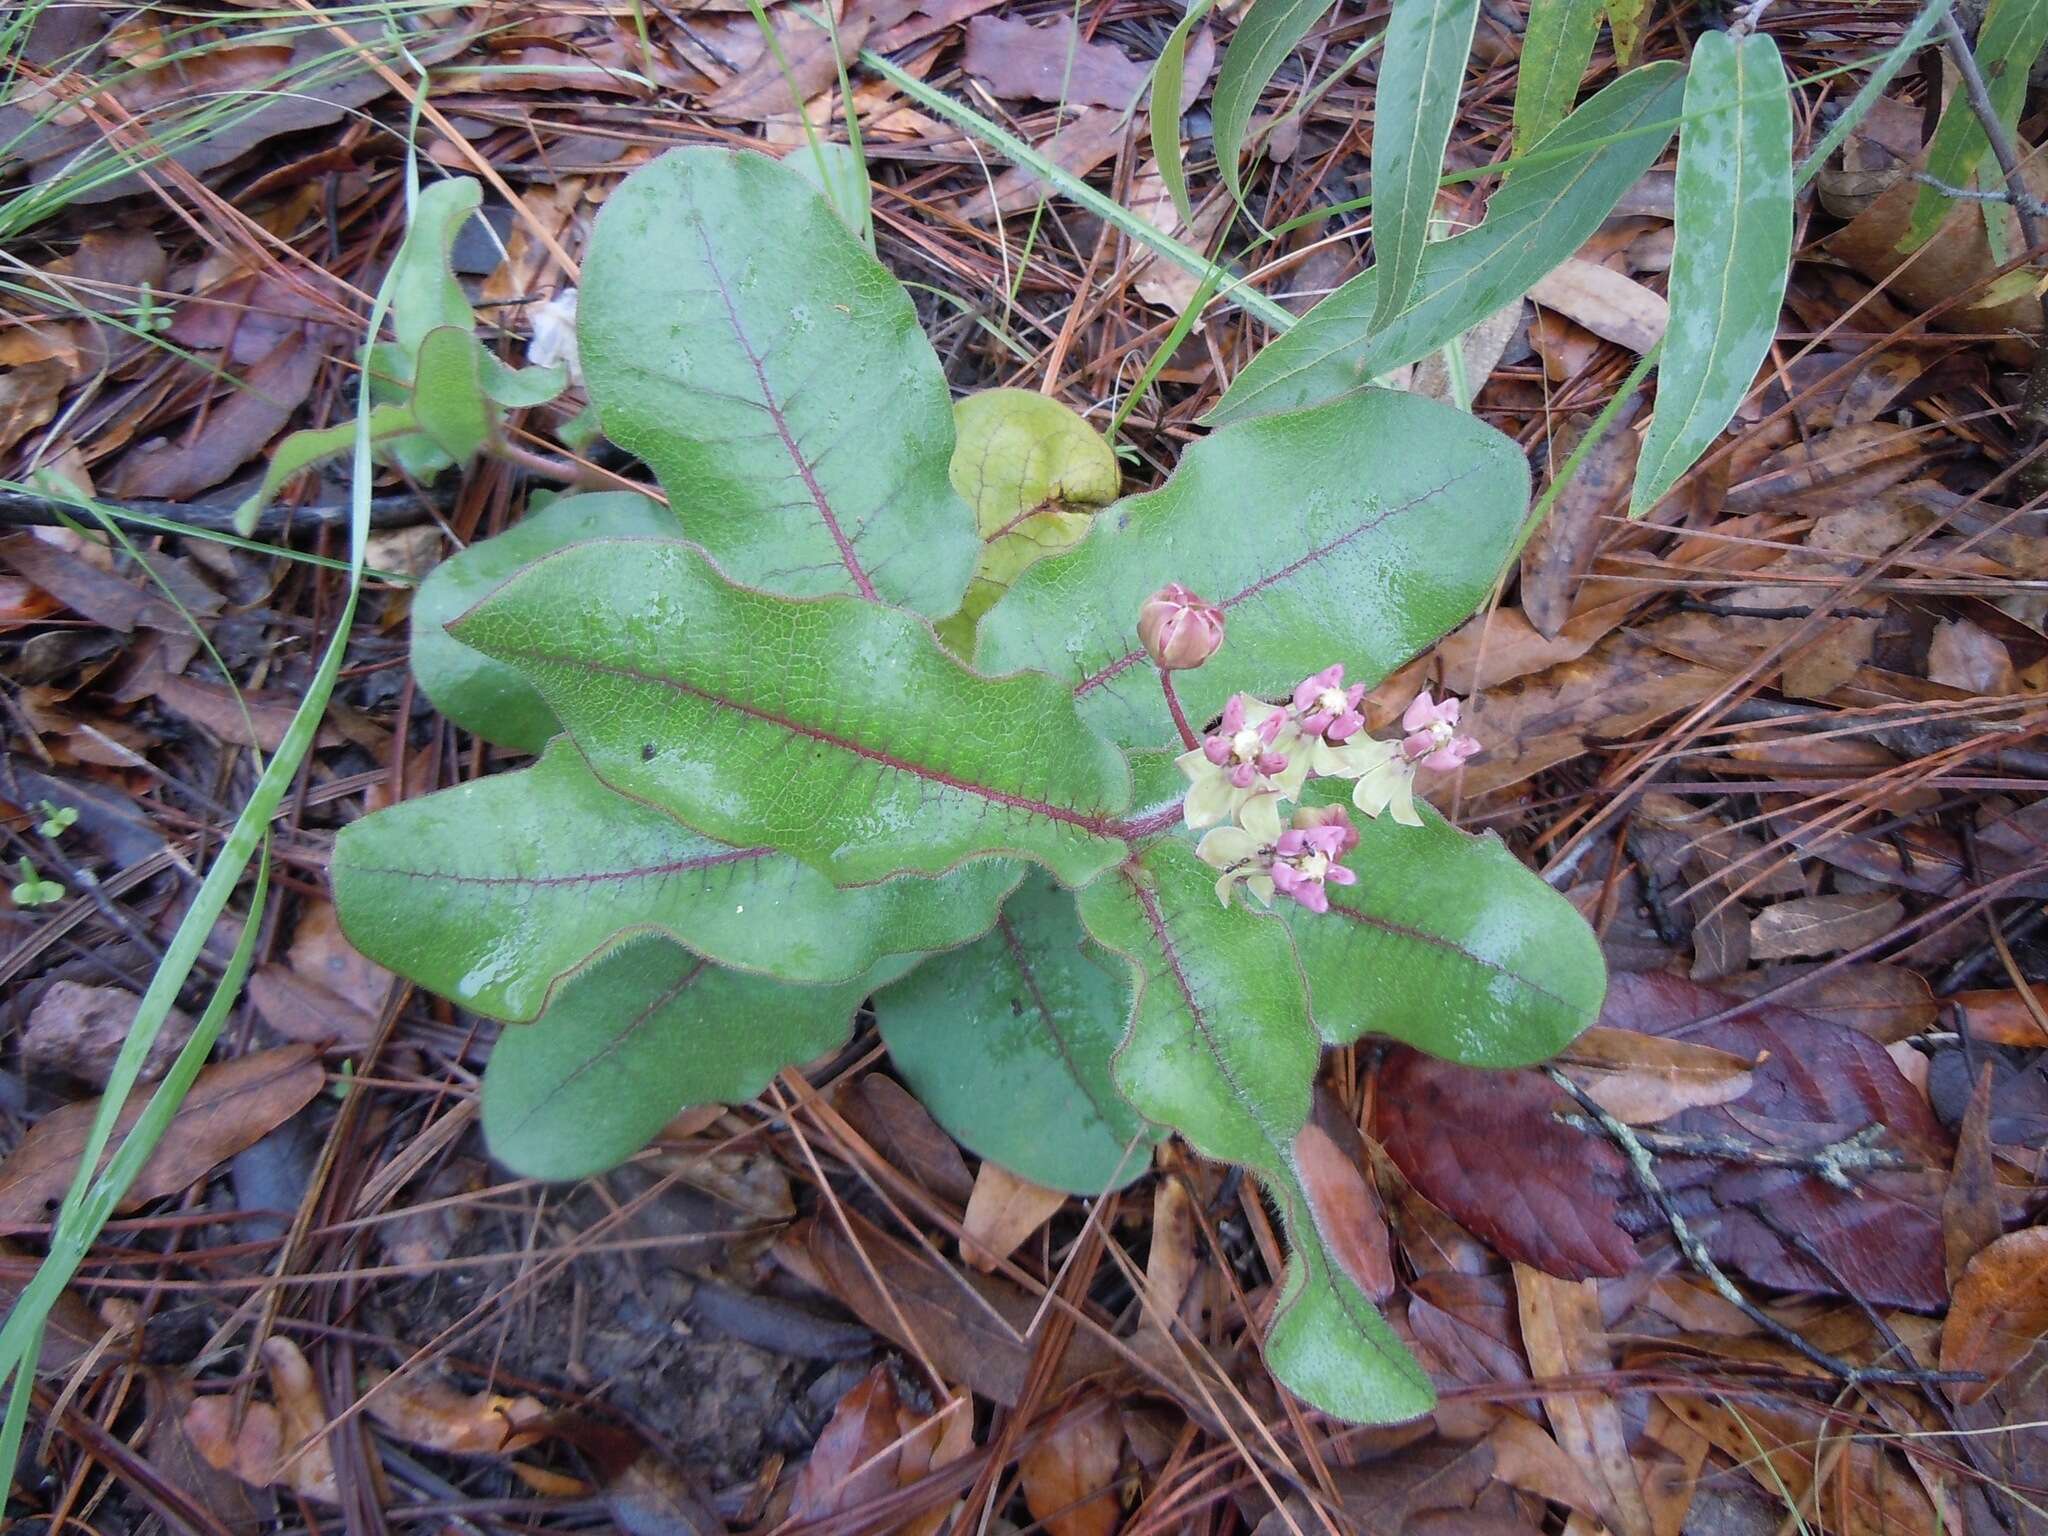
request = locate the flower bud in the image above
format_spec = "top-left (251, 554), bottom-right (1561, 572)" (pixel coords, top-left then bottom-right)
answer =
top-left (1138, 583), bottom-right (1224, 670)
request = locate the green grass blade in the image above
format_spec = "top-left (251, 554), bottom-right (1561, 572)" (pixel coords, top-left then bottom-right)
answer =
top-left (1368, 0), bottom-right (1483, 330)
top-left (1150, 0), bottom-right (1219, 227)
top-left (1794, 0), bottom-right (1952, 190)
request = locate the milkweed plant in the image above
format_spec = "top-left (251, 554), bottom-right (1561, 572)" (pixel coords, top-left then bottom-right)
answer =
top-left (325, 144), bottom-right (1608, 1425)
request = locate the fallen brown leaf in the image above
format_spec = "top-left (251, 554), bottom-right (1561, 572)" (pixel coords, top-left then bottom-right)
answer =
top-left (0, 1045), bottom-right (324, 1228)
top-left (1515, 1267), bottom-right (1653, 1536)
top-left (362, 1367), bottom-right (547, 1456)
top-left (1942, 1064), bottom-right (2001, 1290)
top-left (788, 1362), bottom-right (905, 1521)
top-left (1927, 617), bottom-right (2016, 695)
top-left (1019, 1398), bottom-right (1123, 1536)
top-left (1555, 1026), bottom-right (1757, 1125)
top-left (961, 1161), bottom-right (1066, 1271)
top-left (1748, 891), bottom-right (1905, 961)
top-left (23, 981), bottom-right (194, 1087)
top-left (834, 1074), bottom-right (974, 1207)
top-left (108, 327), bottom-right (324, 500)
top-left (1528, 257), bottom-right (1667, 353)
top-left (1294, 1099), bottom-right (1394, 1300)
top-left (185, 1337), bottom-right (339, 1503)
top-left (1940, 1226), bottom-right (2048, 1405)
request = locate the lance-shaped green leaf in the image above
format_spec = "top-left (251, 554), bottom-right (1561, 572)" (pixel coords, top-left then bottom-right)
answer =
top-left (234, 404), bottom-right (419, 535)
top-left (1511, 0), bottom-right (1603, 150)
top-left (578, 147), bottom-right (978, 616)
top-left (936, 389), bottom-right (1120, 656)
top-left (1208, 62), bottom-right (1683, 424)
top-left (1905, 0), bottom-right (2048, 250)
top-left (452, 538), bottom-right (1133, 888)
top-left (1368, 0), bottom-right (1483, 331)
top-left (332, 739), bottom-right (1022, 1020)
top-left (391, 176), bottom-right (483, 362)
top-left (411, 492), bottom-right (676, 754)
top-left (1075, 840), bottom-right (1433, 1423)
top-left (977, 387), bottom-right (1528, 749)
top-left (876, 872), bottom-right (1159, 1194)
top-left (1630, 34), bottom-right (1791, 517)
top-left (1285, 794), bottom-right (1604, 1063)
top-left (1211, 0), bottom-right (1340, 215)
top-left (481, 936), bottom-right (874, 1181)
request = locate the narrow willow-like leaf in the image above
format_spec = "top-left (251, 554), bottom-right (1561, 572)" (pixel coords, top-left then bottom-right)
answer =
top-left (578, 147), bottom-right (977, 616)
top-left (1075, 840), bottom-right (1434, 1422)
top-left (332, 739), bottom-right (1021, 1019)
top-left (453, 538), bottom-right (1133, 888)
top-left (1368, 0), bottom-right (1483, 330)
top-left (1904, 0), bottom-right (2048, 249)
top-left (1511, 0), bottom-right (1602, 150)
top-left (1208, 62), bottom-right (1682, 423)
top-left (1149, 0), bottom-right (1218, 228)
top-left (1285, 795), bottom-right (1604, 1062)
top-left (481, 937), bottom-right (872, 1181)
top-left (1629, 34), bottom-right (1791, 517)
top-left (1211, 0), bottom-right (1340, 215)
top-left (411, 492), bottom-right (675, 753)
top-left (936, 389), bottom-right (1120, 656)
top-left (978, 387), bottom-right (1528, 749)
top-left (877, 872), bottom-right (1159, 1194)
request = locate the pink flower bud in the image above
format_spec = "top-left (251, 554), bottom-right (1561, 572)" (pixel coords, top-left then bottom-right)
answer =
top-left (1138, 583), bottom-right (1225, 670)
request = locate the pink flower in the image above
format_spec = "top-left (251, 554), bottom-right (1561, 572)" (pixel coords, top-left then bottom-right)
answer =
top-left (1353, 689), bottom-right (1481, 826)
top-left (1267, 805), bottom-right (1360, 914)
top-left (1177, 694), bottom-right (1306, 832)
top-left (1138, 583), bottom-right (1225, 671)
top-left (1290, 663), bottom-right (1381, 776)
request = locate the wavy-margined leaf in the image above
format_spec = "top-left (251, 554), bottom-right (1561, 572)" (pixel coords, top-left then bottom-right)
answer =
top-left (876, 871), bottom-right (1159, 1194)
top-left (1284, 791), bottom-right (1604, 1063)
top-left (1511, 0), bottom-right (1602, 150)
top-left (411, 492), bottom-right (675, 754)
top-left (1905, 0), bottom-right (2048, 250)
top-left (1075, 840), bottom-right (1434, 1423)
top-left (578, 147), bottom-right (978, 616)
top-left (1211, 0), bottom-right (1340, 215)
top-left (480, 936), bottom-right (873, 1181)
top-left (936, 389), bottom-right (1120, 656)
top-left (977, 387), bottom-right (1528, 749)
top-left (453, 538), bottom-right (1133, 888)
top-left (1208, 62), bottom-right (1683, 424)
top-left (332, 739), bottom-right (1021, 1020)
top-left (1368, 0), bottom-right (1483, 331)
top-left (1629, 34), bottom-right (1791, 517)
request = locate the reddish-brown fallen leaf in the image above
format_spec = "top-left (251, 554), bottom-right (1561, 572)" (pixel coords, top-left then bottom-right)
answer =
top-left (963, 14), bottom-right (1209, 109)
top-left (957, 108), bottom-right (1127, 220)
top-left (1943, 1064), bottom-right (2001, 1290)
top-left (0, 1045), bottom-right (324, 1228)
top-left (1927, 618), bottom-right (2016, 695)
top-left (249, 898), bottom-right (392, 1049)
top-left (1952, 986), bottom-right (2048, 1047)
top-left (185, 1337), bottom-right (339, 1503)
top-left (23, 981), bottom-right (194, 1087)
top-left (108, 327), bottom-right (324, 500)
top-left (1519, 402), bottom-right (1644, 640)
top-left (1294, 1103), bottom-right (1394, 1300)
top-left (700, 2), bottom-right (876, 120)
top-left (1515, 1267), bottom-right (1654, 1536)
top-left (1141, 1177), bottom-right (1197, 1331)
top-left (834, 1075), bottom-right (973, 1206)
top-left (788, 1363), bottom-right (904, 1522)
top-left (1527, 258), bottom-right (1667, 352)
top-left (1940, 1227), bottom-right (2048, 1405)
top-left (1406, 1271), bottom-right (1528, 1394)
top-left (362, 1368), bottom-right (547, 1456)
top-left (961, 1161), bottom-right (1066, 1271)
top-left (1748, 892), bottom-right (1904, 961)
top-left (1376, 1049), bottom-right (1637, 1280)
top-left (1019, 1399), bottom-right (1123, 1536)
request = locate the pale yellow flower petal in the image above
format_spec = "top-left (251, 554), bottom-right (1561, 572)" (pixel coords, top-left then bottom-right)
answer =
top-left (1238, 791), bottom-right (1284, 844)
top-left (1183, 769), bottom-right (1235, 829)
top-left (1196, 825), bottom-right (1262, 869)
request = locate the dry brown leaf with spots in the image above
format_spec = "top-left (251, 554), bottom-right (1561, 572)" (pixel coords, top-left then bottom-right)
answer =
top-left (1520, 403), bottom-right (1643, 640)
top-left (1142, 1176), bottom-right (1197, 1331)
top-left (1940, 1226), bottom-right (2048, 1404)
top-left (961, 1160), bottom-right (1066, 1271)
top-left (1748, 892), bottom-right (1904, 961)
top-left (1019, 1398), bottom-right (1123, 1536)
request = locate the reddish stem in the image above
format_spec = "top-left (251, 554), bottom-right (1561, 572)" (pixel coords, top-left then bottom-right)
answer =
top-left (1158, 667), bottom-right (1199, 751)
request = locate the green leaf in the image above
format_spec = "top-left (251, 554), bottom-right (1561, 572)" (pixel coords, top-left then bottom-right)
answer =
top-left (409, 325), bottom-right (495, 463)
top-left (1904, 0), bottom-right (2048, 248)
top-left (332, 738), bottom-right (1022, 1020)
top-left (391, 177), bottom-right (483, 366)
top-left (481, 936), bottom-right (871, 1181)
top-left (1629, 34), bottom-right (1791, 517)
top-left (786, 140), bottom-right (876, 253)
top-left (1207, 61), bottom-right (1683, 424)
top-left (453, 538), bottom-right (1134, 888)
top-left (876, 871), bottom-right (1159, 1194)
top-left (1075, 840), bottom-right (1433, 1423)
top-left (1601, 0), bottom-right (1647, 64)
top-left (411, 491), bottom-right (676, 753)
top-left (1368, 0), bottom-right (1483, 331)
top-left (233, 404), bottom-right (417, 535)
top-left (1285, 795), bottom-right (1604, 1063)
top-left (1211, 0), bottom-right (1340, 216)
top-left (578, 147), bottom-right (978, 616)
top-left (935, 389), bottom-right (1121, 656)
top-left (1150, 0), bottom-right (1220, 228)
top-left (1511, 0), bottom-right (1603, 150)
top-left (977, 387), bottom-right (1528, 749)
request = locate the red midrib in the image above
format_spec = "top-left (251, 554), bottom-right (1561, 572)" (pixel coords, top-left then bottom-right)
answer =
top-left (353, 846), bottom-right (775, 890)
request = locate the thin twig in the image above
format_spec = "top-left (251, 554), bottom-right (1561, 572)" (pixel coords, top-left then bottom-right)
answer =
top-left (1552, 1118), bottom-right (1913, 1188)
top-left (1911, 171), bottom-right (2048, 218)
top-left (1546, 1070), bottom-right (1976, 1390)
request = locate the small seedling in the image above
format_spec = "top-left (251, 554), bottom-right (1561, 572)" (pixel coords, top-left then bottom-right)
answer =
top-left (11, 858), bottom-right (63, 908)
top-left (36, 801), bottom-right (77, 839)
